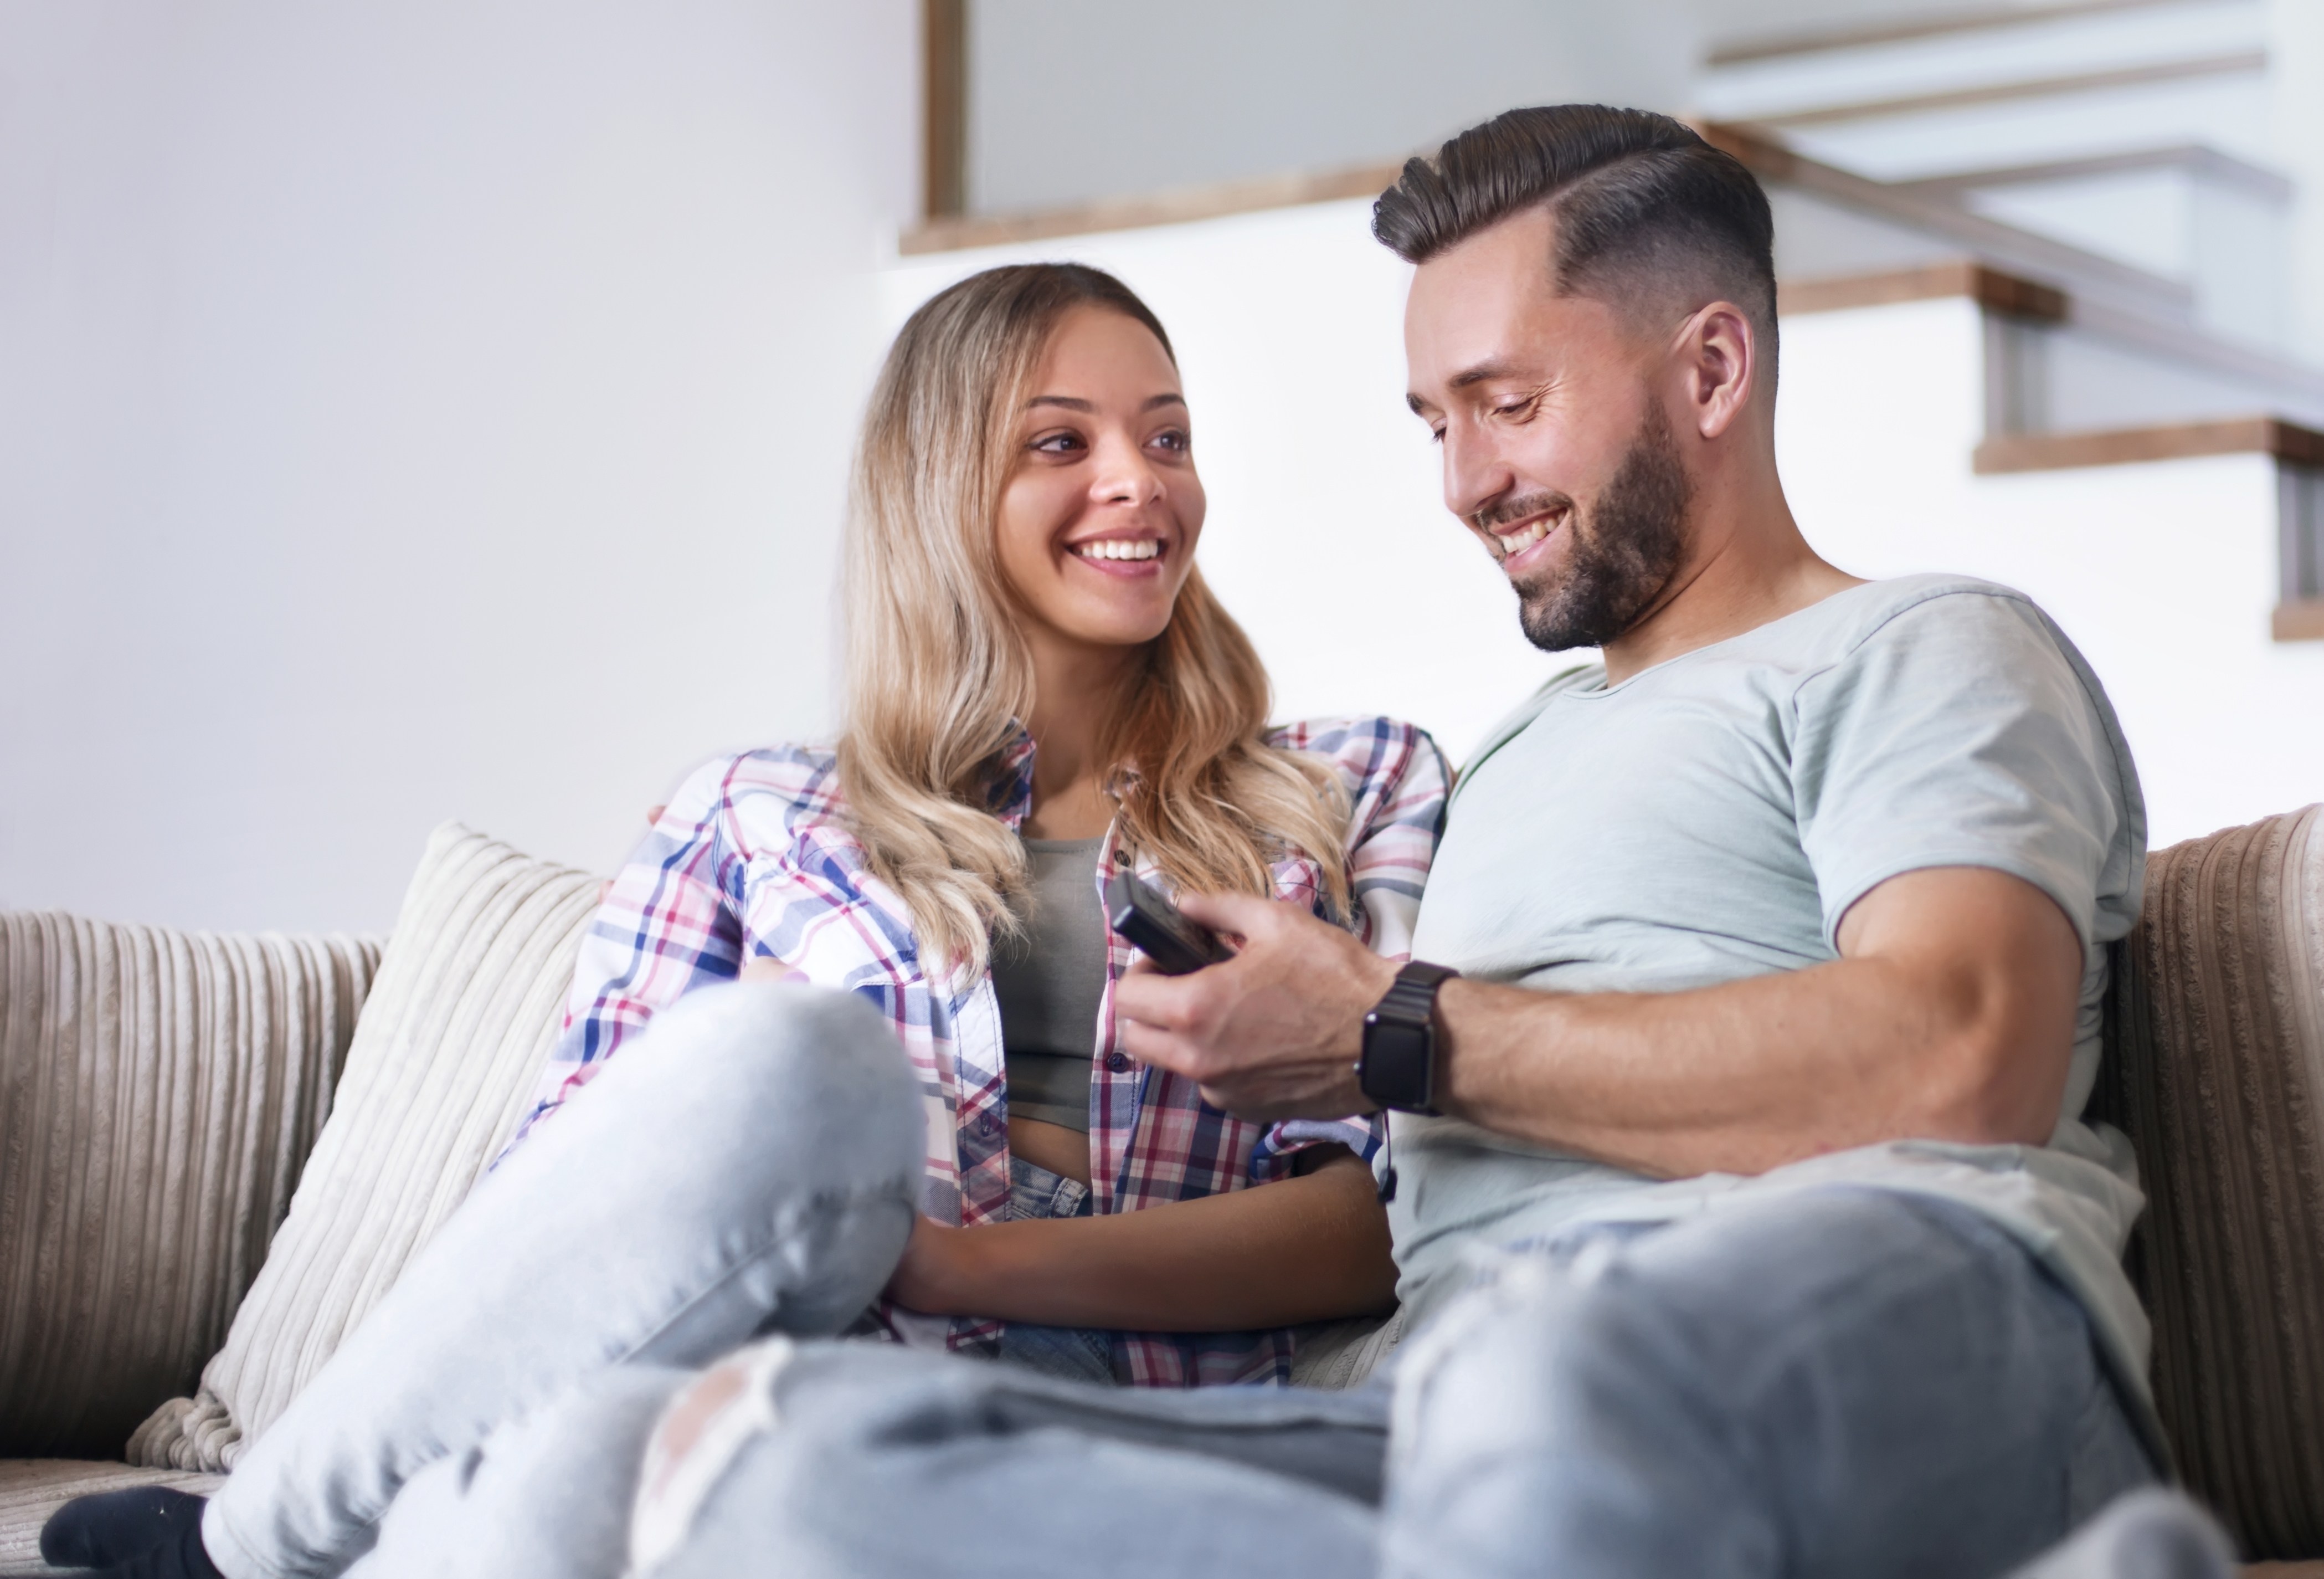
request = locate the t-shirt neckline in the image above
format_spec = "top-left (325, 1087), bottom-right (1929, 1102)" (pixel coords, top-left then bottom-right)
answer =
top-left (1564, 577), bottom-right (1879, 699)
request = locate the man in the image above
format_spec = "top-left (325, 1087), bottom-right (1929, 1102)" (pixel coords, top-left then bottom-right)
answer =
top-left (1109, 103), bottom-right (2172, 1575)
top-left (57, 106), bottom-right (2231, 1579)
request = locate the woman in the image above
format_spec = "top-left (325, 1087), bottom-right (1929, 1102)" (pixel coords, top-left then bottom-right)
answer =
top-left (49, 263), bottom-right (1447, 1579)
top-left (521, 260), bottom-right (1444, 1387)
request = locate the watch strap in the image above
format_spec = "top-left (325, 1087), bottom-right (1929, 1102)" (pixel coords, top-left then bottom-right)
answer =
top-left (1378, 960), bottom-right (1458, 1019)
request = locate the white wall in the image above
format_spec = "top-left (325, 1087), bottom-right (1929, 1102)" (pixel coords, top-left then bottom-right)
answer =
top-left (0, 1), bottom-right (916, 934)
top-left (2270, 0), bottom-right (2324, 366)
top-left (965, 0), bottom-right (1694, 214)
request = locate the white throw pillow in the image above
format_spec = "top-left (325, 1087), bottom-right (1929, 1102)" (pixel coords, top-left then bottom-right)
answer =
top-left (128, 823), bottom-right (600, 1471)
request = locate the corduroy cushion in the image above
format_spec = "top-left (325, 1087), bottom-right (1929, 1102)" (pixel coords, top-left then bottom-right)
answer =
top-left (0, 915), bottom-right (378, 1459)
top-left (125, 823), bottom-right (599, 1472)
top-left (2101, 804), bottom-right (2324, 1561)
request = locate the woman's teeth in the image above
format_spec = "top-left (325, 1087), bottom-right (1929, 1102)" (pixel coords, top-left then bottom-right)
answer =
top-left (1076, 539), bottom-right (1160, 561)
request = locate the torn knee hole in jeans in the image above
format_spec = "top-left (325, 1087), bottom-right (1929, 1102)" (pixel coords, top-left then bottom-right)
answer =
top-left (629, 1336), bottom-right (799, 1575)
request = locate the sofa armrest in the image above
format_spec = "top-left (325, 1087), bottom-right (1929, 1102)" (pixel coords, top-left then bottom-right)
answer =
top-left (0, 911), bottom-right (379, 1458)
top-left (2099, 804), bottom-right (2324, 1562)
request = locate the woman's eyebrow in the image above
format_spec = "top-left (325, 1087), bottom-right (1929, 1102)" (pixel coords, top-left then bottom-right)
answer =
top-left (1025, 393), bottom-right (1187, 412)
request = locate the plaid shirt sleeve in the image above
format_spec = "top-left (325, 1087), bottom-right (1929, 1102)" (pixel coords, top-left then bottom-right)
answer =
top-left (503, 756), bottom-right (756, 1150)
top-left (1251, 717), bottom-right (1452, 1176)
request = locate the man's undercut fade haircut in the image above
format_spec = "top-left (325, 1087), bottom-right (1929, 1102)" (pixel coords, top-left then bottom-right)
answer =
top-left (1374, 105), bottom-right (1779, 381)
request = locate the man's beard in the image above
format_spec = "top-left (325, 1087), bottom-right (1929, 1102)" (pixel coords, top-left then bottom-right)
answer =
top-left (1499, 403), bottom-right (1690, 653)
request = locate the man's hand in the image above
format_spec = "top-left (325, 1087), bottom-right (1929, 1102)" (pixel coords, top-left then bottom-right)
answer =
top-left (1112, 893), bottom-right (1400, 1121)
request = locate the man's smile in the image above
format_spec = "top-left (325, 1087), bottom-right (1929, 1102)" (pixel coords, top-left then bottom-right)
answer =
top-left (1490, 507), bottom-right (1568, 576)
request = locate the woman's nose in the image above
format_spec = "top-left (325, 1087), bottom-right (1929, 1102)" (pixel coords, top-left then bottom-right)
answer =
top-left (1090, 432), bottom-right (1163, 505)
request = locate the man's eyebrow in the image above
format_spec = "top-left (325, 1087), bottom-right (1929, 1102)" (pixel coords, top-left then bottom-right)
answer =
top-left (1406, 361), bottom-right (1517, 413)
top-left (1449, 358), bottom-right (1518, 390)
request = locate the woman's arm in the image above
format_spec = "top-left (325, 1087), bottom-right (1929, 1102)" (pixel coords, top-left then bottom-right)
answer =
top-left (883, 1146), bottom-right (1396, 1331)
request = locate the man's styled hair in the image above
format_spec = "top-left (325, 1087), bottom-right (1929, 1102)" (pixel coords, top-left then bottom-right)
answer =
top-left (1374, 106), bottom-right (1778, 378)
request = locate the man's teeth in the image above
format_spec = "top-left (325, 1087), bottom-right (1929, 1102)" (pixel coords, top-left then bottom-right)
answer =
top-left (1500, 517), bottom-right (1555, 553)
top-left (1076, 540), bottom-right (1160, 561)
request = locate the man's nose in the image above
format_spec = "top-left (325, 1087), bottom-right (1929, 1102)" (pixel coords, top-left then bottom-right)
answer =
top-left (1441, 419), bottom-right (1513, 524)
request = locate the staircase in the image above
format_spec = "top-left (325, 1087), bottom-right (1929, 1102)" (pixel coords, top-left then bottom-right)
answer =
top-left (1696, 0), bottom-right (2296, 351)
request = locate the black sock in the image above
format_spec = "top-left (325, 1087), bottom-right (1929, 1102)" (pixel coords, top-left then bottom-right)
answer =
top-left (99, 1520), bottom-right (224, 1579)
top-left (39, 1487), bottom-right (207, 1570)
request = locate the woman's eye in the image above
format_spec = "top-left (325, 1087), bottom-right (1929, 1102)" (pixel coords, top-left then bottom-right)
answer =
top-left (1031, 432), bottom-right (1084, 455)
top-left (1429, 427), bottom-right (1447, 445)
top-left (1150, 429), bottom-right (1190, 454)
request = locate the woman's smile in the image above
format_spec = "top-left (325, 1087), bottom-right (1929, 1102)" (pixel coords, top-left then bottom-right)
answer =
top-left (1066, 533), bottom-right (1169, 576)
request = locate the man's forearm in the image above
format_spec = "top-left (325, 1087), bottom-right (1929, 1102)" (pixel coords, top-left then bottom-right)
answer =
top-left (1115, 868), bottom-right (2084, 1183)
top-left (893, 1152), bottom-right (1396, 1331)
top-left (1436, 962), bottom-right (1992, 1177)
top-left (1434, 872), bottom-right (2081, 1177)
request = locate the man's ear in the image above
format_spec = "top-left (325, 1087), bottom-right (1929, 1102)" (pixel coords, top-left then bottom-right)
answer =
top-left (1680, 302), bottom-right (1757, 442)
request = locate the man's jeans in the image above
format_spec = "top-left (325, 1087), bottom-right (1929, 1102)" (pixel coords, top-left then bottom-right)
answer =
top-left (208, 981), bottom-right (2160, 1579)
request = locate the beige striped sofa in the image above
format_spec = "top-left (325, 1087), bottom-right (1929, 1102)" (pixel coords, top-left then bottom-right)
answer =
top-left (3, 811), bottom-right (2321, 1573)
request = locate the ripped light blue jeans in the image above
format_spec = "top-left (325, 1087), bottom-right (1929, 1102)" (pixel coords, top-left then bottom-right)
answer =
top-left (203, 982), bottom-right (2162, 1579)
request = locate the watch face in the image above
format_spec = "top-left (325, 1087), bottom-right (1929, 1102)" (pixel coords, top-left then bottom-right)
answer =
top-left (1363, 1022), bottom-right (1430, 1111)
top-left (1364, 963), bottom-right (1452, 1114)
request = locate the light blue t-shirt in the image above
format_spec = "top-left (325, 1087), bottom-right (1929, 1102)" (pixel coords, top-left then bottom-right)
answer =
top-left (1397, 575), bottom-right (2153, 1406)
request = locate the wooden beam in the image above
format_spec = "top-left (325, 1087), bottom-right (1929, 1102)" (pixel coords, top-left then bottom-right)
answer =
top-left (2274, 601), bottom-right (2324, 642)
top-left (1974, 417), bottom-right (2324, 475)
top-left (1779, 260), bottom-right (2068, 321)
top-left (922, 0), bottom-right (966, 219)
top-left (901, 161), bottom-right (1407, 257)
top-left (1746, 51), bottom-right (2267, 130)
top-left (1892, 145), bottom-right (2292, 203)
top-left (1708, 0), bottom-right (2188, 66)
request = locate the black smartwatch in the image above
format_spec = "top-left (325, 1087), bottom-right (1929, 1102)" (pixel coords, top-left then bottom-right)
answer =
top-left (1358, 961), bottom-right (1459, 1114)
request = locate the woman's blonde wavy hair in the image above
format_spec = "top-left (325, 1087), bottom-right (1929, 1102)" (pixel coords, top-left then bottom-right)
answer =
top-left (837, 263), bottom-right (1350, 981)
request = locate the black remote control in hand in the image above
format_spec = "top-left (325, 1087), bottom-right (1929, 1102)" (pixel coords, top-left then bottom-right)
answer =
top-left (1105, 871), bottom-right (1236, 975)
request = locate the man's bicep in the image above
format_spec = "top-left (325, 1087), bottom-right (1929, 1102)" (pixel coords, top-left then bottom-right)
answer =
top-left (1835, 864), bottom-right (2083, 969)
top-left (1793, 593), bottom-right (2132, 963)
top-left (1834, 865), bottom-right (2084, 1142)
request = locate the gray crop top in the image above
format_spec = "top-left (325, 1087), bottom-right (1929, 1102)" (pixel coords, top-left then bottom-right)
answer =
top-left (989, 835), bottom-right (1110, 1132)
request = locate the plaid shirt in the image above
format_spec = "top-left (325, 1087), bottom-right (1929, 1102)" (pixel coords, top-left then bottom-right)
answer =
top-left (512, 715), bottom-right (1448, 1386)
